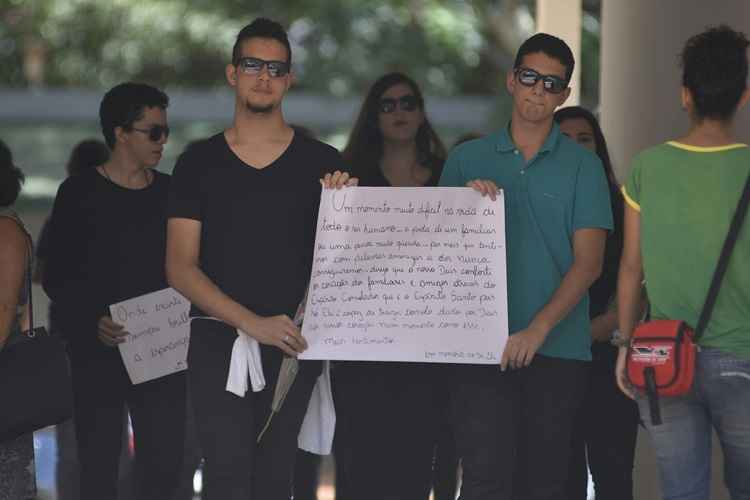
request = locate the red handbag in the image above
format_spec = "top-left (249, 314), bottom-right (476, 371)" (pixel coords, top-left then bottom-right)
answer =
top-left (627, 173), bottom-right (749, 425)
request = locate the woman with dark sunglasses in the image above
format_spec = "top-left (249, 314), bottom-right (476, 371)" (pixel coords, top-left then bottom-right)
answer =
top-left (43, 83), bottom-right (186, 500)
top-left (333, 72), bottom-right (449, 500)
top-left (554, 106), bottom-right (640, 500)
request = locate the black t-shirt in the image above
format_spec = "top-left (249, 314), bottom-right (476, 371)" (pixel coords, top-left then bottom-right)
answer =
top-left (167, 131), bottom-right (346, 320)
top-left (354, 158), bottom-right (444, 188)
top-left (589, 187), bottom-right (625, 365)
top-left (43, 169), bottom-right (171, 354)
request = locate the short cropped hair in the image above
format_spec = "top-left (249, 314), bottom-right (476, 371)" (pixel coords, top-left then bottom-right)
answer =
top-left (0, 139), bottom-right (25, 207)
top-left (514, 33), bottom-right (575, 83)
top-left (232, 18), bottom-right (291, 66)
top-left (681, 25), bottom-right (749, 122)
top-left (99, 82), bottom-right (169, 150)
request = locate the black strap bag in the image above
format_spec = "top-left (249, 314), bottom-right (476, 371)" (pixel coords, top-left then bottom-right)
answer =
top-left (0, 214), bottom-right (73, 443)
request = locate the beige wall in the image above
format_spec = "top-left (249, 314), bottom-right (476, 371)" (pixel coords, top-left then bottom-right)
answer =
top-left (600, 0), bottom-right (750, 183)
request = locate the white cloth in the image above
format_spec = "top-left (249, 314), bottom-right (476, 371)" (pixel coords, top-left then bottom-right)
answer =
top-left (298, 361), bottom-right (336, 455)
top-left (191, 317), bottom-right (336, 454)
top-left (226, 329), bottom-right (266, 396)
top-left (191, 317), bottom-right (265, 395)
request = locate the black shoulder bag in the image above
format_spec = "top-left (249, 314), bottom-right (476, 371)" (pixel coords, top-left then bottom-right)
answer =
top-left (0, 216), bottom-right (73, 443)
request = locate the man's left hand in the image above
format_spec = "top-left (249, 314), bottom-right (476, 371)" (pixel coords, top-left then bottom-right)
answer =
top-left (501, 325), bottom-right (548, 371)
top-left (321, 171), bottom-right (358, 189)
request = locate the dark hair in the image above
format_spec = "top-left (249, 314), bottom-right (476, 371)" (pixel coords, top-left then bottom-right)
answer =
top-left (232, 18), bottom-right (291, 66)
top-left (66, 139), bottom-right (109, 177)
top-left (554, 106), bottom-right (616, 187)
top-left (514, 33), bottom-right (575, 82)
top-left (0, 139), bottom-right (25, 207)
top-left (554, 106), bottom-right (623, 239)
top-left (681, 25), bottom-right (749, 122)
top-left (290, 124), bottom-right (316, 140)
top-left (99, 82), bottom-right (169, 149)
top-left (343, 72), bottom-right (446, 178)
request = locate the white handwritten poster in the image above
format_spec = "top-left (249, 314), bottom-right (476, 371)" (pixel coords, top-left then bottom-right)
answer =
top-left (300, 187), bottom-right (508, 364)
top-left (110, 288), bottom-right (190, 384)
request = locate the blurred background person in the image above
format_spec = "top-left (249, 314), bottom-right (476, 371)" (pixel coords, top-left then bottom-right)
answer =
top-left (0, 139), bottom-right (36, 500)
top-left (554, 106), bottom-right (639, 500)
top-left (334, 72), bottom-right (447, 500)
top-left (32, 138), bottom-right (120, 500)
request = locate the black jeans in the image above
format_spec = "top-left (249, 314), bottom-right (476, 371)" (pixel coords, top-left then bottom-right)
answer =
top-left (333, 362), bottom-right (442, 500)
top-left (565, 344), bottom-right (639, 500)
top-left (188, 319), bottom-right (321, 500)
top-left (451, 354), bottom-right (588, 500)
top-left (69, 348), bottom-right (186, 500)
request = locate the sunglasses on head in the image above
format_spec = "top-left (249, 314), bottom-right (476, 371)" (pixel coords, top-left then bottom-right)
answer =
top-left (236, 57), bottom-right (290, 78)
top-left (379, 95), bottom-right (421, 114)
top-left (131, 125), bottom-right (170, 142)
top-left (514, 67), bottom-right (568, 94)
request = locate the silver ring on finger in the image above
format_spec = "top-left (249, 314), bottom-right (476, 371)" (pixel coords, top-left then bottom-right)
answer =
top-left (284, 335), bottom-right (290, 343)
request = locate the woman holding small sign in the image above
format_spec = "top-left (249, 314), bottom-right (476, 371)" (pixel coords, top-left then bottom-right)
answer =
top-left (43, 83), bottom-right (186, 500)
top-left (334, 72), bottom-right (450, 500)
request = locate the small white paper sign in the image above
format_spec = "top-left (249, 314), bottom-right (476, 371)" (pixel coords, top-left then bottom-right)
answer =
top-left (300, 187), bottom-right (508, 364)
top-left (110, 288), bottom-right (190, 384)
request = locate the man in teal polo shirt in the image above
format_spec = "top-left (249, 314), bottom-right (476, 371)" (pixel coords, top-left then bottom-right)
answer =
top-left (439, 34), bottom-right (612, 500)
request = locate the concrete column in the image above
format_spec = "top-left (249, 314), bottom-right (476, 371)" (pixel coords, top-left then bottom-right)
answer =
top-left (600, 0), bottom-right (750, 182)
top-left (600, 2), bottom-right (750, 499)
top-left (536, 0), bottom-right (582, 105)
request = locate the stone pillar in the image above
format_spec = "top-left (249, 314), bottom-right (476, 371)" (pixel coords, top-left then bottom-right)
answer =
top-left (536, 0), bottom-right (582, 105)
top-left (600, 2), bottom-right (750, 499)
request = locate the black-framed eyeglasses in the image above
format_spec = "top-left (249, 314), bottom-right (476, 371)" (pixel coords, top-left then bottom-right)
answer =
top-left (131, 125), bottom-right (170, 142)
top-left (236, 57), bottom-right (290, 78)
top-left (379, 95), bottom-right (421, 114)
top-left (514, 67), bottom-right (568, 94)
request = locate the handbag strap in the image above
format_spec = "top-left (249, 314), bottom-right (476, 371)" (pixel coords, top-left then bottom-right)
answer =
top-left (694, 172), bottom-right (750, 340)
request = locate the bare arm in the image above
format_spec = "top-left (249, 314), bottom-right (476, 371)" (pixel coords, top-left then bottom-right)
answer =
top-left (0, 219), bottom-right (27, 349)
top-left (166, 217), bottom-right (306, 356)
top-left (501, 227), bottom-right (607, 370)
top-left (615, 204), bottom-right (643, 398)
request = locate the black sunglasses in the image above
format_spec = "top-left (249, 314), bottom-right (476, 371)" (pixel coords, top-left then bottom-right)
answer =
top-left (379, 95), bottom-right (421, 114)
top-left (131, 125), bottom-right (170, 142)
top-left (514, 67), bottom-right (568, 94)
top-left (236, 57), bottom-right (290, 78)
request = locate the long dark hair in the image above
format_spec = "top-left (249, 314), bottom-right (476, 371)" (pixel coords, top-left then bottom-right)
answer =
top-left (555, 106), bottom-right (623, 315)
top-left (554, 106), bottom-right (617, 189)
top-left (0, 139), bottom-right (24, 207)
top-left (343, 72), bottom-right (446, 177)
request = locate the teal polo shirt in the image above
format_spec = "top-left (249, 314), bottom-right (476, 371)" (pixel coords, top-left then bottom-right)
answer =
top-left (439, 122), bottom-right (613, 361)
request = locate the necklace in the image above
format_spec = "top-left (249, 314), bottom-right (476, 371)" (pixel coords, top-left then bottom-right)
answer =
top-left (100, 165), bottom-right (152, 188)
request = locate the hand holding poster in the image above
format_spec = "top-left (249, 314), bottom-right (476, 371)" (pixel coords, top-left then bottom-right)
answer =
top-left (110, 288), bottom-right (190, 384)
top-left (300, 187), bottom-right (508, 364)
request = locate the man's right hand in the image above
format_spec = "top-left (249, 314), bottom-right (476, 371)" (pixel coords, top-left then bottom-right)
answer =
top-left (466, 179), bottom-right (501, 201)
top-left (98, 316), bottom-right (129, 347)
top-left (247, 314), bottom-right (308, 357)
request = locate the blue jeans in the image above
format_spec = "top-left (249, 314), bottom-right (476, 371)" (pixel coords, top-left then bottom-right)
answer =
top-left (637, 347), bottom-right (750, 500)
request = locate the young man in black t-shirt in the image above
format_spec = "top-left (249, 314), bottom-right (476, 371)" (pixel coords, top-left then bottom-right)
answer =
top-left (44, 83), bottom-right (186, 500)
top-left (166, 18), bottom-right (354, 499)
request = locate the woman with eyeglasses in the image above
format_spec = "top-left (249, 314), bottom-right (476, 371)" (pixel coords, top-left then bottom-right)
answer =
top-left (553, 106), bottom-right (640, 500)
top-left (43, 83), bottom-right (186, 500)
top-left (333, 72), bottom-right (448, 500)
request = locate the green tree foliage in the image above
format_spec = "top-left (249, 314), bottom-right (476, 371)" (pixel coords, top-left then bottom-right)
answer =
top-left (0, 0), bottom-right (600, 100)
